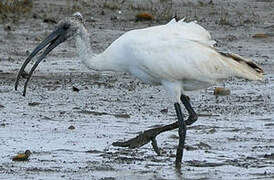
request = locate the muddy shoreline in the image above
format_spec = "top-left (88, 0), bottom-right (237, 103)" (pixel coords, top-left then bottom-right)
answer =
top-left (0, 0), bottom-right (274, 179)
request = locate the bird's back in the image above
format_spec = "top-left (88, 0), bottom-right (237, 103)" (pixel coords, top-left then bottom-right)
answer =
top-left (124, 18), bottom-right (216, 47)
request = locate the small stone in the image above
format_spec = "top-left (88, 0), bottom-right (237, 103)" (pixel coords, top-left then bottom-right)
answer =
top-left (264, 153), bottom-right (274, 159)
top-left (110, 15), bottom-right (118, 21)
top-left (4, 25), bottom-right (12, 31)
top-left (88, 17), bottom-right (96, 23)
top-left (28, 102), bottom-right (40, 106)
top-left (68, 125), bottom-right (75, 130)
top-left (0, 123), bottom-right (6, 127)
top-left (43, 17), bottom-right (57, 24)
top-left (214, 87), bottom-right (230, 96)
top-left (114, 114), bottom-right (130, 119)
top-left (32, 13), bottom-right (38, 19)
top-left (196, 142), bottom-right (212, 150)
top-left (35, 37), bottom-right (41, 41)
top-left (25, 50), bottom-right (30, 55)
top-left (252, 33), bottom-right (268, 38)
top-left (136, 12), bottom-right (153, 21)
top-left (208, 128), bottom-right (216, 134)
top-left (72, 86), bottom-right (80, 92)
top-left (160, 108), bottom-right (168, 114)
top-left (12, 150), bottom-right (31, 161)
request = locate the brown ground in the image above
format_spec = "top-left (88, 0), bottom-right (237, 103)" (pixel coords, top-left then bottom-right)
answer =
top-left (0, 0), bottom-right (274, 179)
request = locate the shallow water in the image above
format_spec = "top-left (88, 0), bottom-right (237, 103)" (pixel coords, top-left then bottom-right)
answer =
top-left (0, 0), bottom-right (274, 179)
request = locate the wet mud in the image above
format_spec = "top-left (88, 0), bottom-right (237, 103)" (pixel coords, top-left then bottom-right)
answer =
top-left (0, 0), bottom-right (274, 179)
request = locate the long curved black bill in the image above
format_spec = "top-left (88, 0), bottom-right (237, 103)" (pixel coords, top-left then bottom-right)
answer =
top-left (15, 27), bottom-right (67, 96)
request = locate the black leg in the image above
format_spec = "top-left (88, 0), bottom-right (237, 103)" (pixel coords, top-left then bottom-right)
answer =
top-left (151, 137), bottom-right (161, 155)
top-left (180, 95), bottom-right (198, 125)
top-left (174, 102), bottom-right (186, 169)
top-left (113, 96), bottom-right (197, 168)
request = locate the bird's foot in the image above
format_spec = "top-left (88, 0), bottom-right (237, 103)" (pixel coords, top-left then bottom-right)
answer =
top-left (112, 128), bottom-right (160, 150)
top-left (185, 114), bottom-right (198, 125)
top-left (113, 133), bottom-right (162, 155)
top-left (112, 115), bottom-right (197, 158)
top-left (112, 121), bottom-right (179, 155)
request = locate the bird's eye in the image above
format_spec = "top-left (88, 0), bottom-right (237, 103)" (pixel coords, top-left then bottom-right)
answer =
top-left (63, 23), bottom-right (70, 30)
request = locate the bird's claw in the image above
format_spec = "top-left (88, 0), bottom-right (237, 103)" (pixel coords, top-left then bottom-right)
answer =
top-left (113, 126), bottom-right (166, 156)
top-left (151, 137), bottom-right (161, 155)
top-left (112, 135), bottom-right (161, 155)
top-left (112, 129), bottom-right (157, 149)
top-left (185, 114), bottom-right (198, 125)
top-left (112, 122), bottom-right (180, 155)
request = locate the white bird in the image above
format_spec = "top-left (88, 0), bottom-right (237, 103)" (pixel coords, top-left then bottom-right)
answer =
top-left (15, 12), bottom-right (264, 168)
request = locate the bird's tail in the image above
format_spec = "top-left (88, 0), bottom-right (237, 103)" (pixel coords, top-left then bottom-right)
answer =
top-left (219, 51), bottom-right (264, 81)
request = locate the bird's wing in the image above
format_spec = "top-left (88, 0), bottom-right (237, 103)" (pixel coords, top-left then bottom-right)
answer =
top-left (126, 38), bottom-right (225, 83)
top-left (124, 37), bottom-right (262, 83)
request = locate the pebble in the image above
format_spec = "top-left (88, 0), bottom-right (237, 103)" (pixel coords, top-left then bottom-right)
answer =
top-left (12, 150), bottom-right (31, 161)
top-left (214, 87), bottom-right (231, 96)
top-left (135, 12), bottom-right (153, 21)
top-left (72, 86), bottom-right (80, 92)
top-left (68, 125), bottom-right (75, 130)
top-left (252, 33), bottom-right (268, 38)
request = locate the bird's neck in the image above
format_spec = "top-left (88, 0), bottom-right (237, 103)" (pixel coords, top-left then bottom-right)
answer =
top-left (75, 28), bottom-right (124, 72)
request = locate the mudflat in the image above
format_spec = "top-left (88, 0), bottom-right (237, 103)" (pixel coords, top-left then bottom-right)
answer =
top-left (0, 0), bottom-right (273, 179)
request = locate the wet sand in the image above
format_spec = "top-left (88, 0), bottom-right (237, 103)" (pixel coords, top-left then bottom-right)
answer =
top-left (0, 0), bottom-right (274, 179)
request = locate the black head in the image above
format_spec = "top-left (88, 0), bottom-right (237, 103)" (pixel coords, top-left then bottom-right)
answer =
top-left (15, 12), bottom-right (85, 96)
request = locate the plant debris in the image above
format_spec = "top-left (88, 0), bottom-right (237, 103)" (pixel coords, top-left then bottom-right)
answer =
top-left (12, 150), bottom-right (31, 161)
